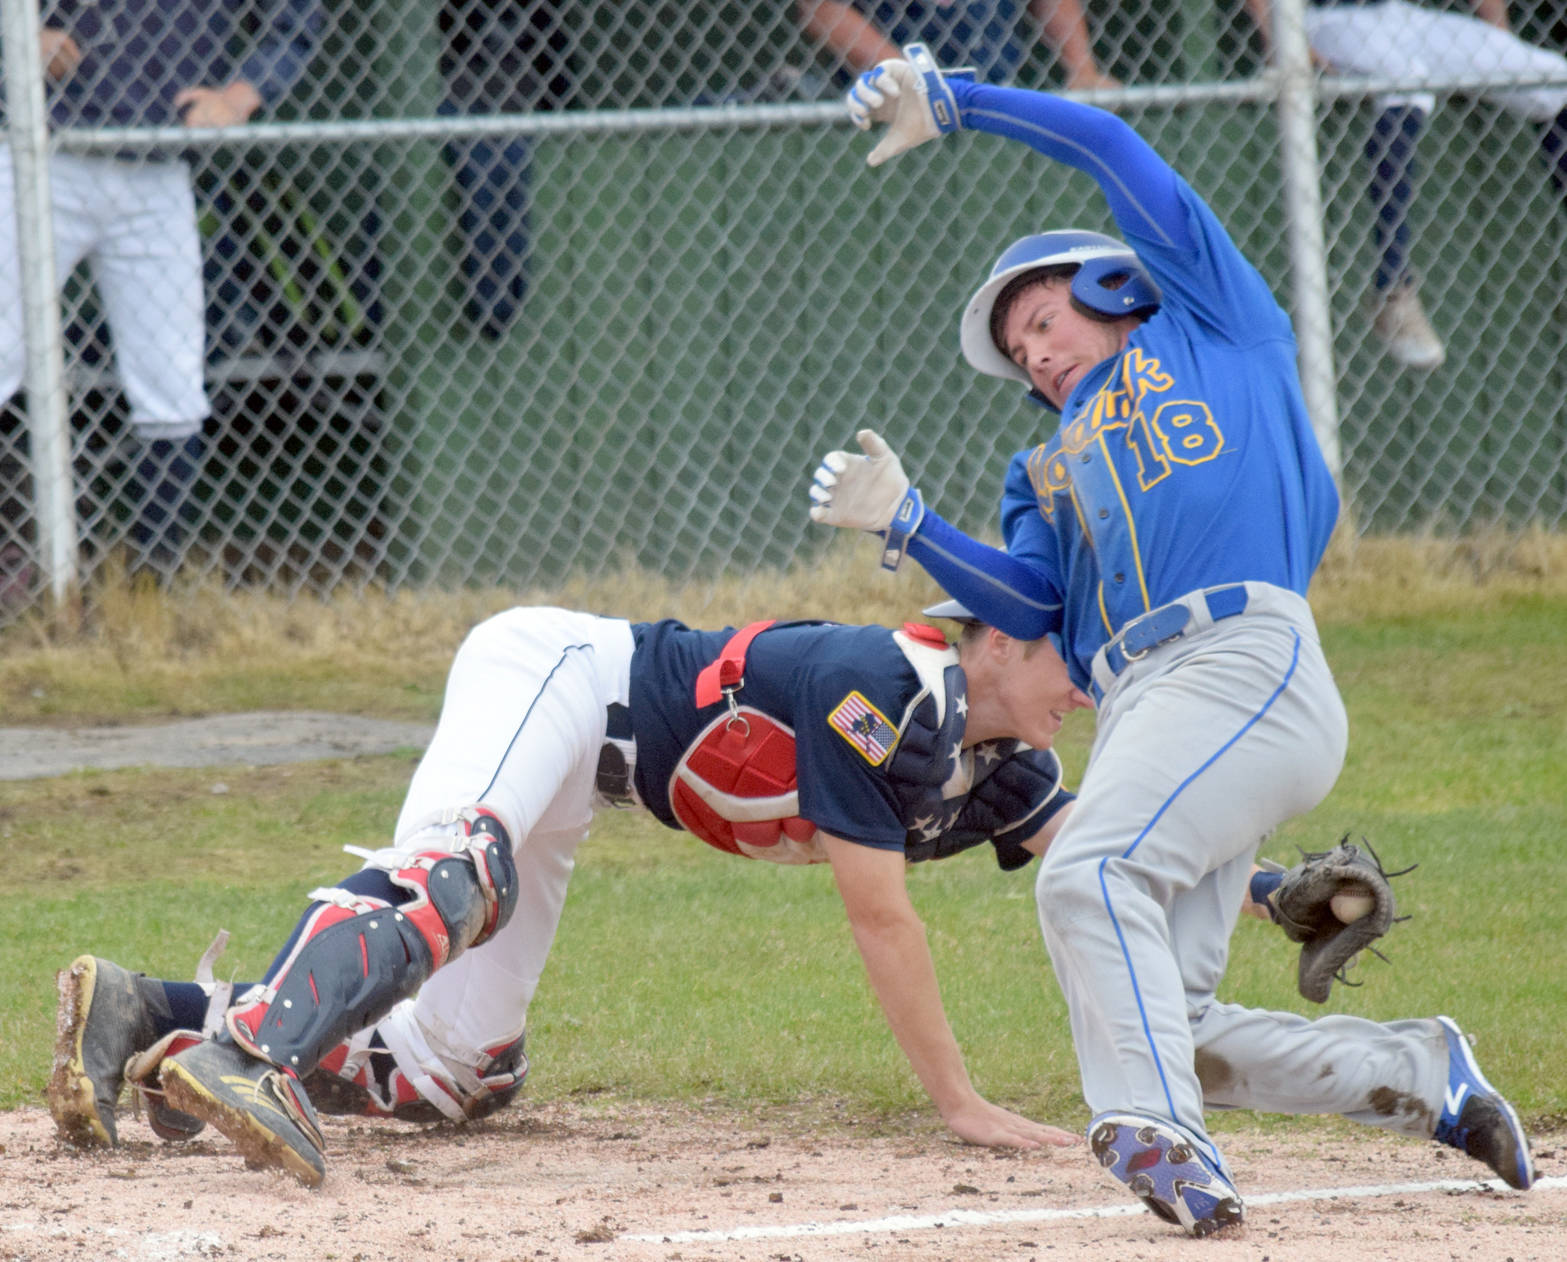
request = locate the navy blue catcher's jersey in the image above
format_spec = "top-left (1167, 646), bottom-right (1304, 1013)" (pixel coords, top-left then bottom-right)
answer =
top-left (629, 620), bottom-right (961, 850)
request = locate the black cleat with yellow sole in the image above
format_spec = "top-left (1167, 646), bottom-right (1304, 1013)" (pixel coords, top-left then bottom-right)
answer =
top-left (161, 1037), bottom-right (327, 1187)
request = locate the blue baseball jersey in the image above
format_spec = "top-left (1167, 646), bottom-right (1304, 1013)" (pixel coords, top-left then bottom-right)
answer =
top-left (627, 619), bottom-right (1069, 854)
top-left (908, 82), bottom-right (1340, 689)
top-left (864, 2), bottom-right (1030, 84)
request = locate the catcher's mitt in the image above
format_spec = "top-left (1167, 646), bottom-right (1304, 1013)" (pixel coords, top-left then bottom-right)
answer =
top-left (1265, 836), bottom-right (1414, 1003)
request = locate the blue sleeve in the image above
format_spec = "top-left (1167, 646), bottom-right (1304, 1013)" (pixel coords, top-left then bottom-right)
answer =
top-left (949, 78), bottom-right (1289, 345)
top-left (906, 496), bottom-right (1063, 641)
top-left (241, 0), bottom-right (325, 105)
top-left (951, 80), bottom-right (1194, 253)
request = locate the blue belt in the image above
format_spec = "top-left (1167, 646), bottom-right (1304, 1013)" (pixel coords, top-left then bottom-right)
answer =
top-left (1101, 584), bottom-right (1251, 680)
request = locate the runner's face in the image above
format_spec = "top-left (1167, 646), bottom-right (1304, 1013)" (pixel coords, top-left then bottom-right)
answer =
top-left (999, 278), bottom-right (1133, 409)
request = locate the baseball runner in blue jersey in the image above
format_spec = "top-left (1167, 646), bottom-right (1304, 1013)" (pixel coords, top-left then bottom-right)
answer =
top-left (48, 605), bottom-right (1092, 1184)
top-left (809, 46), bottom-right (1536, 1235)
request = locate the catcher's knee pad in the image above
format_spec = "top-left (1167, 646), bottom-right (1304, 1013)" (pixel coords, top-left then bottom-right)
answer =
top-left (399, 805), bottom-right (519, 951)
top-left (228, 807), bottom-right (517, 1074)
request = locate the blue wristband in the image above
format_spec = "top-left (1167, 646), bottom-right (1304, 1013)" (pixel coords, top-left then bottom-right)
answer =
top-left (880, 486), bottom-right (925, 572)
top-left (901, 44), bottom-right (960, 134)
top-left (1248, 869), bottom-right (1283, 919)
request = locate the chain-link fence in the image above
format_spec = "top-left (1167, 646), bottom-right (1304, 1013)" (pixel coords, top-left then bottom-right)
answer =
top-left (3, 0), bottom-right (1565, 620)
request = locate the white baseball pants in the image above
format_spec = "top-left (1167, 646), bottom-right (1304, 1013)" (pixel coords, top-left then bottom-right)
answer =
top-left (370, 607), bottom-right (635, 1098)
top-left (0, 149), bottom-right (208, 437)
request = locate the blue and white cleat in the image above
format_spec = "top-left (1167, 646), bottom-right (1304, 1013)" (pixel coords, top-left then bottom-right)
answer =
top-left (1433, 1016), bottom-right (1534, 1190)
top-left (1088, 1112), bottom-right (1244, 1237)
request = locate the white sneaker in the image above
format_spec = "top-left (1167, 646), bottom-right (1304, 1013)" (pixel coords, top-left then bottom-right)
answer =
top-left (1372, 275), bottom-right (1446, 369)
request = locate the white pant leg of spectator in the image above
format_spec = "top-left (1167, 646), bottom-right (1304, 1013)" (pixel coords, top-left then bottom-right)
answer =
top-left (1306, 0), bottom-right (1567, 120)
top-left (376, 607), bottom-right (635, 1089)
top-left (78, 156), bottom-right (209, 437)
top-left (0, 149), bottom-right (111, 403)
top-left (1304, 1), bottom-right (1437, 114)
top-left (1398, 3), bottom-right (1567, 122)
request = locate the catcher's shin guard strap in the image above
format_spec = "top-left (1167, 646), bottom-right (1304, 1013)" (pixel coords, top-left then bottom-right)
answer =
top-left (228, 808), bottom-right (518, 1074)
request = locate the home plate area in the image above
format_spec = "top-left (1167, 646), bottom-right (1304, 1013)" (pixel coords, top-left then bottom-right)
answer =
top-left (1, 1102), bottom-right (1560, 1261)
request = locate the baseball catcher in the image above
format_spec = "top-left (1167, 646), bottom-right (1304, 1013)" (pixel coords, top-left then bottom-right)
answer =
top-left (49, 604), bottom-right (1094, 1184)
top-left (1247, 837), bottom-right (1414, 1003)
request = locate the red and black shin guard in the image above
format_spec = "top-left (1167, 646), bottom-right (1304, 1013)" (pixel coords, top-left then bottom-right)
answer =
top-left (226, 807), bottom-right (516, 1077)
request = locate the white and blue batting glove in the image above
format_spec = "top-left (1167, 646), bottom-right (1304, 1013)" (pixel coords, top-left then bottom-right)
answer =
top-left (809, 429), bottom-right (925, 571)
top-left (845, 43), bottom-right (968, 168)
top-left (846, 63), bottom-right (895, 133)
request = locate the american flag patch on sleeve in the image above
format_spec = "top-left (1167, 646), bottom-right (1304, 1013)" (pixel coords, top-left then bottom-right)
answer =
top-left (827, 691), bottom-right (898, 765)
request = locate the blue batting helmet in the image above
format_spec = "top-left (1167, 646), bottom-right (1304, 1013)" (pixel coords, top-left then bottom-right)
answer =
top-left (959, 229), bottom-right (1161, 386)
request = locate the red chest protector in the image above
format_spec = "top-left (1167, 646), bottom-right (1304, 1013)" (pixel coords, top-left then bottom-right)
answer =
top-left (669, 620), bottom-right (824, 864)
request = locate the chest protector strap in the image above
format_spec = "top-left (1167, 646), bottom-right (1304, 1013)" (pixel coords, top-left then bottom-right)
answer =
top-left (672, 621), bottom-right (823, 865)
top-left (693, 619), bottom-right (776, 707)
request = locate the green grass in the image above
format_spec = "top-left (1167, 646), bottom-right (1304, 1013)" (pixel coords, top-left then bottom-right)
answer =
top-left (4, 539), bottom-right (1566, 1136)
top-left (4, 589), bottom-right (1565, 1137)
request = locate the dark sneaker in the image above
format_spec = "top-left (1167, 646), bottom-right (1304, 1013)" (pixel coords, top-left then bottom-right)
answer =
top-left (1089, 1112), bottom-right (1244, 1237)
top-left (47, 956), bottom-right (202, 1146)
top-left (1433, 1016), bottom-right (1534, 1190)
top-left (161, 1038), bottom-right (327, 1188)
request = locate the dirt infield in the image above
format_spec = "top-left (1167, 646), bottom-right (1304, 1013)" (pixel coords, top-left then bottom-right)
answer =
top-left (0, 713), bottom-right (435, 781)
top-left (1, 1101), bottom-right (1560, 1262)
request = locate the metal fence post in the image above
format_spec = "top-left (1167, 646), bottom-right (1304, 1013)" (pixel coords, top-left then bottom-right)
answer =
top-left (2, 0), bottom-right (77, 601)
top-left (1270, 0), bottom-right (1342, 479)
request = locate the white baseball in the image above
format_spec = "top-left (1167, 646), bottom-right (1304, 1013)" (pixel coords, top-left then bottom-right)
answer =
top-left (1330, 887), bottom-right (1376, 923)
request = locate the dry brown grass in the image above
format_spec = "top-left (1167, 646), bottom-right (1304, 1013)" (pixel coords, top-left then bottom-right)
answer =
top-left (2, 529), bottom-right (1563, 722)
top-left (1310, 524), bottom-right (1567, 620)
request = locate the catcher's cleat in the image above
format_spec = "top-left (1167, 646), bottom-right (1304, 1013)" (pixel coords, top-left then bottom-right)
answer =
top-left (1433, 1016), bottom-right (1534, 1190)
top-left (160, 1038), bottom-right (327, 1188)
top-left (47, 956), bottom-right (203, 1147)
top-left (1088, 1112), bottom-right (1244, 1237)
top-left (306, 1028), bottom-right (527, 1123)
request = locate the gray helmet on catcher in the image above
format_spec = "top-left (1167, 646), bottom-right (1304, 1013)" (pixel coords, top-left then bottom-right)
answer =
top-left (923, 598), bottom-right (1064, 657)
top-left (959, 229), bottom-right (1161, 389)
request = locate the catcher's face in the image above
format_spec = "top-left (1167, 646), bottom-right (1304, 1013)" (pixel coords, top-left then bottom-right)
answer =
top-left (964, 628), bottom-right (1093, 749)
top-left (998, 277), bottom-right (1136, 410)
top-left (1010, 636), bottom-right (1093, 748)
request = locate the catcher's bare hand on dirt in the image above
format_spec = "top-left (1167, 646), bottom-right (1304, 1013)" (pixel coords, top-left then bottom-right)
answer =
top-left (942, 1096), bottom-right (1079, 1150)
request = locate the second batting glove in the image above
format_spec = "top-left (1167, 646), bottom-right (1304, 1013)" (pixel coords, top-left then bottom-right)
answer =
top-left (809, 429), bottom-right (925, 571)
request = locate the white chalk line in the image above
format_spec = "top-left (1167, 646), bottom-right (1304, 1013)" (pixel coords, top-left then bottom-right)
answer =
top-left (623, 1174), bottom-right (1566, 1244)
top-left (0, 1222), bottom-right (227, 1260)
top-left (6, 1176), bottom-right (1559, 1254)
